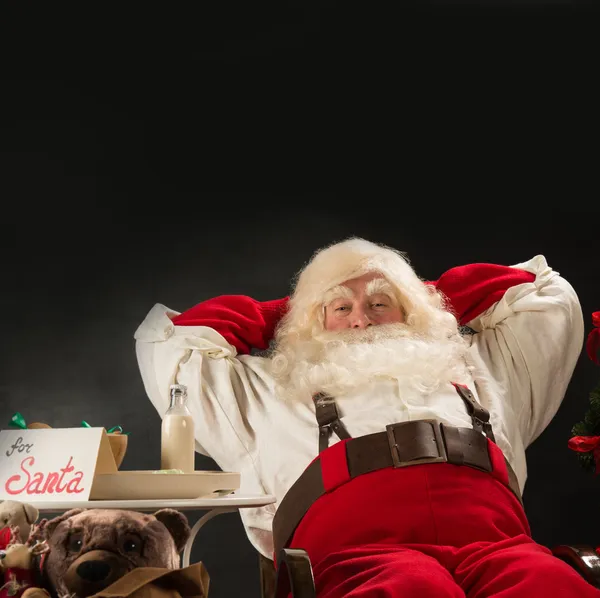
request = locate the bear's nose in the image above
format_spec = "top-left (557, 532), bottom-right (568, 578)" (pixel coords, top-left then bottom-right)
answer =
top-left (76, 560), bottom-right (111, 582)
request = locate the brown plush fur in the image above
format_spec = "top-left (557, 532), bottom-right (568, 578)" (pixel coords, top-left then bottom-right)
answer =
top-left (36, 509), bottom-right (190, 598)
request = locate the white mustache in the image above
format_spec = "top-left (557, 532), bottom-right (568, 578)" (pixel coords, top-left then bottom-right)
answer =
top-left (315, 323), bottom-right (415, 346)
top-left (272, 324), bottom-right (472, 402)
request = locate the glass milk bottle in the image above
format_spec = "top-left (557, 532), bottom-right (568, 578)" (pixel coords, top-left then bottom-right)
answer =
top-left (160, 384), bottom-right (195, 473)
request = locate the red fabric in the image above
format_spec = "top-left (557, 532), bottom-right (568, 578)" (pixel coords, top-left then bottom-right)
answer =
top-left (586, 312), bottom-right (600, 365)
top-left (320, 439), bottom-right (351, 493)
top-left (568, 435), bottom-right (600, 453)
top-left (172, 263), bottom-right (535, 355)
top-left (289, 463), bottom-right (599, 597)
top-left (428, 263), bottom-right (536, 326)
top-left (0, 526), bottom-right (11, 548)
top-left (172, 295), bottom-right (289, 354)
top-left (568, 435), bottom-right (600, 474)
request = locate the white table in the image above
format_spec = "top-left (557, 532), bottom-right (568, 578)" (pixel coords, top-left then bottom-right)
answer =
top-left (31, 493), bottom-right (276, 567)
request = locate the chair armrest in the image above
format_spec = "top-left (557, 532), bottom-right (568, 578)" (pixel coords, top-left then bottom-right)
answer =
top-left (275, 548), bottom-right (316, 598)
top-left (552, 544), bottom-right (600, 588)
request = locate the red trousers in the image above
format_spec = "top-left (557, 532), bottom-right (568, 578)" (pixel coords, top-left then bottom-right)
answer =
top-left (289, 440), bottom-right (600, 597)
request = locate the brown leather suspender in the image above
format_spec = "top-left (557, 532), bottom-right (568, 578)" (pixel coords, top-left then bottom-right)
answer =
top-left (452, 383), bottom-right (496, 443)
top-left (313, 392), bottom-right (352, 453)
top-left (313, 382), bottom-right (497, 452)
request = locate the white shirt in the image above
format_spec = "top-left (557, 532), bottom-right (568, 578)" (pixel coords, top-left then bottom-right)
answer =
top-left (134, 255), bottom-right (584, 558)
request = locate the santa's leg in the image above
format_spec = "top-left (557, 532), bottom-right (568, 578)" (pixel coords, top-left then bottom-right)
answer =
top-left (311, 545), bottom-right (465, 598)
top-left (454, 535), bottom-right (600, 597)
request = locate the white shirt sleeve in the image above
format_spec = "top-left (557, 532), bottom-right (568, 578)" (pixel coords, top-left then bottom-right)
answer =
top-left (133, 303), bottom-right (267, 484)
top-left (468, 255), bottom-right (584, 447)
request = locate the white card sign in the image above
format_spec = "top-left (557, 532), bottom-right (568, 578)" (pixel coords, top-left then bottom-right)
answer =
top-left (0, 427), bottom-right (117, 503)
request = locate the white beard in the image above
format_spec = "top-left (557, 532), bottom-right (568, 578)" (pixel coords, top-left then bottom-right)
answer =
top-left (272, 323), bottom-right (474, 402)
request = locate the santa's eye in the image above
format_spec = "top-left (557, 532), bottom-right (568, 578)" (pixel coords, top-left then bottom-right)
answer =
top-left (67, 532), bottom-right (83, 553)
top-left (120, 534), bottom-right (143, 554)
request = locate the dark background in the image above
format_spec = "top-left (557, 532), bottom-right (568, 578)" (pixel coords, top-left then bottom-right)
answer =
top-left (1, 3), bottom-right (598, 597)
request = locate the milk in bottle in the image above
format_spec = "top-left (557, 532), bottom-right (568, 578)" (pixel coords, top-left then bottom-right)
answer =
top-left (160, 384), bottom-right (195, 472)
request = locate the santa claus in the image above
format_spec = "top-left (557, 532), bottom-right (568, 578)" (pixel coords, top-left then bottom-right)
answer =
top-left (134, 237), bottom-right (595, 597)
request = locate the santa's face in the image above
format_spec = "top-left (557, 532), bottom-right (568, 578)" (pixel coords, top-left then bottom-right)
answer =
top-left (323, 272), bottom-right (405, 332)
top-left (271, 268), bottom-right (472, 402)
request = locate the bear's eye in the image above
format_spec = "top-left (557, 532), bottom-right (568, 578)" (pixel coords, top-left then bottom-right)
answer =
top-left (67, 532), bottom-right (83, 553)
top-left (120, 534), bottom-right (143, 554)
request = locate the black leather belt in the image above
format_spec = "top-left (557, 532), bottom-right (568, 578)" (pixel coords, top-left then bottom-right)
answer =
top-left (272, 419), bottom-right (522, 559)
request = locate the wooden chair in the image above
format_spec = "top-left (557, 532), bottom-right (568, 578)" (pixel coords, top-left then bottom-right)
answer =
top-left (258, 544), bottom-right (600, 598)
top-left (552, 545), bottom-right (600, 588)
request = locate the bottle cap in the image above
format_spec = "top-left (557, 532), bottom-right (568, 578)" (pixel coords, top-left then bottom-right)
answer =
top-left (170, 384), bottom-right (187, 394)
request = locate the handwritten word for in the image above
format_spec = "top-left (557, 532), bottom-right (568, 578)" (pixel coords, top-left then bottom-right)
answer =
top-left (5, 437), bottom-right (34, 458)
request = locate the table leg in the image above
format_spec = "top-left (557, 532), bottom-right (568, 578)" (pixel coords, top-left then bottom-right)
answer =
top-left (182, 507), bottom-right (238, 567)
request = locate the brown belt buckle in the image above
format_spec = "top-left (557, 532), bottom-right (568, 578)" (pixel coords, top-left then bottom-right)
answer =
top-left (386, 419), bottom-right (448, 468)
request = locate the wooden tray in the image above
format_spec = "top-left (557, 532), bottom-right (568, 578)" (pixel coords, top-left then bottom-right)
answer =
top-left (89, 470), bottom-right (240, 500)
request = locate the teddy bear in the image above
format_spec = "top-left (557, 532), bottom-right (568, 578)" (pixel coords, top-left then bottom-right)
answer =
top-left (0, 523), bottom-right (50, 598)
top-left (0, 502), bottom-right (40, 545)
top-left (0, 500), bottom-right (44, 598)
top-left (31, 509), bottom-right (209, 598)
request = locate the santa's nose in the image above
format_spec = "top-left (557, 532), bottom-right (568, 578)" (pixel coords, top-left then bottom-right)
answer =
top-left (351, 311), bottom-right (371, 329)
